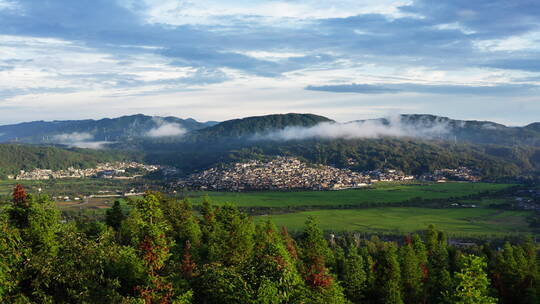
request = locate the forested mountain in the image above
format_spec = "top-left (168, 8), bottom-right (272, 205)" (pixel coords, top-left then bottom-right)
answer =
top-left (1, 113), bottom-right (540, 179)
top-left (2, 112), bottom-right (540, 147)
top-left (140, 137), bottom-right (540, 179)
top-left (0, 114), bottom-right (217, 143)
top-left (182, 113), bottom-right (540, 147)
top-left (186, 113), bottom-right (333, 142)
top-left (526, 122), bottom-right (540, 133)
top-left (356, 114), bottom-right (540, 147)
top-left (0, 144), bottom-right (136, 177)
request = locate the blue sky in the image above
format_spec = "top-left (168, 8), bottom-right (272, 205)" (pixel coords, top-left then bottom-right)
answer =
top-left (0, 0), bottom-right (539, 125)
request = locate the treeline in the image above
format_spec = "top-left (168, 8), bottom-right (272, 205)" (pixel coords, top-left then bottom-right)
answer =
top-left (1, 187), bottom-right (539, 303)
top-left (0, 144), bottom-right (138, 177)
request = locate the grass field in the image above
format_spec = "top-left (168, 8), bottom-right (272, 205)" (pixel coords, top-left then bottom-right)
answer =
top-left (255, 207), bottom-right (533, 236)
top-left (1, 179), bottom-right (528, 237)
top-left (188, 182), bottom-right (513, 208)
top-left (0, 178), bottom-right (156, 198)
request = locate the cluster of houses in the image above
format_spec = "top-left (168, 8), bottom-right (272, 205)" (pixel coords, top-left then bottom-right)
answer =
top-left (9, 162), bottom-right (159, 180)
top-left (365, 169), bottom-right (415, 182)
top-left (514, 189), bottom-right (540, 211)
top-left (420, 167), bottom-right (480, 182)
top-left (52, 188), bottom-right (146, 203)
top-left (182, 157), bottom-right (415, 191)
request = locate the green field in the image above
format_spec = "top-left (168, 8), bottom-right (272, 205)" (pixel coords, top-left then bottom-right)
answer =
top-left (1, 179), bottom-right (529, 237)
top-left (0, 178), bottom-right (156, 198)
top-left (189, 182), bottom-right (513, 208)
top-left (255, 207), bottom-right (532, 236)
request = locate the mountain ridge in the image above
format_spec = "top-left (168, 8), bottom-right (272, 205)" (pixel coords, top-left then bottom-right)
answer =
top-left (0, 114), bottom-right (218, 143)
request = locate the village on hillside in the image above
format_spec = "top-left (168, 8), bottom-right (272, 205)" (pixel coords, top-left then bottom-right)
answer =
top-left (8, 162), bottom-right (159, 181)
top-left (420, 167), bottom-right (481, 182)
top-left (180, 157), bottom-right (484, 191)
top-left (181, 157), bottom-right (418, 191)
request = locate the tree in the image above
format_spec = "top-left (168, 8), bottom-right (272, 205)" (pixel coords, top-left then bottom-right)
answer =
top-left (105, 200), bottom-right (125, 230)
top-left (200, 203), bottom-right (254, 266)
top-left (249, 220), bottom-right (306, 303)
top-left (492, 241), bottom-right (540, 304)
top-left (298, 217), bottom-right (334, 289)
top-left (9, 184), bottom-right (29, 228)
top-left (120, 193), bottom-right (175, 303)
top-left (399, 239), bottom-right (424, 304)
top-left (341, 248), bottom-right (367, 303)
top-left (425, 225), bottom-right (452, 303)
top-left (374, 243), bottom-right (403, 304)
top-left (12, 184), bottom-right (27, 207)
top-left (161, 198), bottom-right (202, 266)
top-left (297, 217), bottom-right (349, 304)
top-left (448, 255), bottom-right (497, 304)
top-left (194, 263), bottom-right (252, 304)
top-left (35, 226), bottom-right (124, 303)
top-left (0, 215), bottom-right (25, 302)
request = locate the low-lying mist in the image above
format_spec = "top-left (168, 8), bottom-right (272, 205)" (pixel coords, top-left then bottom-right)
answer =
top-left (254, 115), bottom-right (451, 141)
top-left (52, 132), bottom-right (114, 149)
top-left (145, 118), bottom-right (187, 137)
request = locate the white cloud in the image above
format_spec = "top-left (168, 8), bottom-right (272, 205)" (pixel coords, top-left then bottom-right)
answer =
top-left (52, 132), bottom-right (94, 143)
top-left (69, 141), bottom-right (113, 149)
top-left (51, 132), bottom-right (113, 149)
top-left (0, 0), bottom-right (18, 11)
top-left (474, 31), bottom-right (540, 52)
top-left (139, 0), bottom-right (412, 26)
top-left (256, 115), bottom-right (450, 141)
top-left (146, 118), bottom-right (187, 137)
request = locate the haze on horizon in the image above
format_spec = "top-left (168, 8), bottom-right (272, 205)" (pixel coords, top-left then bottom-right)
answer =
top-left (1, 0), bottom-right (540, 125)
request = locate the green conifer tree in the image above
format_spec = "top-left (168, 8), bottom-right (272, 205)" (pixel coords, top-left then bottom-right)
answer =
top-left (448, 255), bottom-right (497, 304)
top-left (297, 216), bottom-right (349, 304)
top-left (342, 247), bottom-right (367, 303)
top-left (400, 238), bottom-right (424, 304)
top-left (105, 200), bottom-right (125, 230)
top-left (374, 243), bottom-right (403, 304)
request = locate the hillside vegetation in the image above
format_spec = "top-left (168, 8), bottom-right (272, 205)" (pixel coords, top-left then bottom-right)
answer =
top-left (2, 113), bottom-right (540, 180)
top-left (0, 189), bottom-right (532, 303)
top-left (0, 144), bottom-right (136, 177)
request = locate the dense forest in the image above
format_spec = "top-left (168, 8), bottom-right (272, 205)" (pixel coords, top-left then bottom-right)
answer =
top-left (1, 185), bottom-right (538, 303)
top-left (0, 144), bottom-right (136, 177)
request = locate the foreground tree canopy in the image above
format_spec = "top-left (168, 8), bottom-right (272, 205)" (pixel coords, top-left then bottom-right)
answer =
top-left (0, 185), bottom-right (538, 303)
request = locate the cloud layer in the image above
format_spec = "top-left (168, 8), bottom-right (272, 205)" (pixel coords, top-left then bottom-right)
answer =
top-left (256, 115), bottom-right (450, 141)
top-left (0, 0), bottom-right (540, 124)
top-left (306, 83), bottom-right (539, 96)
top-left (52, 132), bottom-right (113, 149)
top-left (146, 122), bottom-right (187, 137)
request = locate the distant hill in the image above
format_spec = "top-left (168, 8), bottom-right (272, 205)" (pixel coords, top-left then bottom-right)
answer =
top-left (525, 122), bottom-right (540, 133)
top-left (184, 113), bottom-right (540, 147)
top-left (187, 113), bottom-right (333, 141)
top-left (1, 113), bottom-right (540, 180)
top-left (0, 114), bottom-right (216, 144)
top-left (353, 114), bottom-right (540, 147)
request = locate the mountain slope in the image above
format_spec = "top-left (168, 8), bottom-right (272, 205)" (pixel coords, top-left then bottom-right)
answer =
top-left (1, 113), bottom-right (540, 180)
top-left (0, 114), bottom-right (215, 144)
top-left (525, 122), bottom-right (540, 133)
top-left (353, 114), bottom-right (540, 147)
top-left (0, 144), bottom-right (136, 177)
top-left (188, 113), bottom-right (333, 141)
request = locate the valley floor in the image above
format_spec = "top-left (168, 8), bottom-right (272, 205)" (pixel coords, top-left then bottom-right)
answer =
top-left (187, 182), bottom-right (511, 207)
top-left (2, 179), bottom-right (534, 238)
top-left (254, 208), bottom-right (532, 236)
